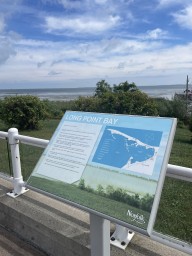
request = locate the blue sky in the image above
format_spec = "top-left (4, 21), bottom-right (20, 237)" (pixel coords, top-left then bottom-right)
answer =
top-left (0, 0), bottom-right (192, 89)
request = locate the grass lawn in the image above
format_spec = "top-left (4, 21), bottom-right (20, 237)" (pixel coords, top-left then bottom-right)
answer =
top-left (0, 119), bottom-right (60, 180)
top-left (0, 138), bottom-right (12, 176)
top-left (155, 177), bottom-right (192, 243)
top-left (0, 119), bottom-right (191, 243)
top-left (169, 126), bottom-right (192, 168)
top-left (154, 127), bottom-right (192, 243)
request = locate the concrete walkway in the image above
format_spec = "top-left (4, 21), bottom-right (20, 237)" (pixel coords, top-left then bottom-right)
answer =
top-left (0, 225), bottom-right (48, 256)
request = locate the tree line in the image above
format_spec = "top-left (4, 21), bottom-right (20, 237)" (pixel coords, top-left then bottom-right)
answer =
top-left (78, 178), bottom-right (154, 212)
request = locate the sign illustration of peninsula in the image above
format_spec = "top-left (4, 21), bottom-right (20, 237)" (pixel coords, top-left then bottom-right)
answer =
top-left (92, 126), bottom-right (162, 176)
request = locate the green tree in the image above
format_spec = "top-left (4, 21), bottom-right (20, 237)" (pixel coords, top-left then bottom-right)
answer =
top-left (0, 95), bottom-right (47, 130)
top-left (130, 90), bottom-right (158, 116)
top-left (97, 90), bottom-right (158, 116)
top-left (94, 80), bottom-right (112, 97)
top-left (154, 98), bottom-right (173, 117)
top-left (155, 96), bottom-right (187, 122)
top-left (171, 96), bottom-right (186, 121)
top-left (68, 80), bottom-right (158, 116)
top-left (93, 80), bottom-right (158, 116)
top-left (72, 96), bottom-right (100, 112)
top-left (113, 81), bottom-right (138, 93)
top-left (98, 91), bottom-right (118, 113)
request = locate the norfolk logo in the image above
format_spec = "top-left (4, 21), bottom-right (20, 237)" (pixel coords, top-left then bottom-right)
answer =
top-left (127, 210), bottom-right (145, 225)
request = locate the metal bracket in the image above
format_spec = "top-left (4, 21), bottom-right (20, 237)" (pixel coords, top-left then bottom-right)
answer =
top-left (7, 187), bottom-right (29, 198)
top-left (7, 176), bottom-right (29, 198)
top-left (110, 224), bottom-right (135, 250)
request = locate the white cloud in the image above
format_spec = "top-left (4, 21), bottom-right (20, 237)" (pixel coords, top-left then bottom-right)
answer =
top-left (0, 31), bottom-right (20, 66)
top-left (0, 0), bottom-right (191, 88)
top-left (0, 37), bottom-right (16, 65)
top-left (146, 28), bottom-right (168, 39)
top-left (172, 5), bottom-right (192, 30)
top-left (1, 35), bottom-right (192, 87)
top-left (44, 15), bottom-right (120, 34)
top-left (0, 1), bottom-right (24, 65)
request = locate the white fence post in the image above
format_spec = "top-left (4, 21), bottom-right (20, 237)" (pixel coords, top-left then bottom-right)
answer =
top-left (7, 128), bottom-right (28, 198)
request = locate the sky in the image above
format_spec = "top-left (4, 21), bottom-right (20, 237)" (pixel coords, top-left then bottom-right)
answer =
top-left (0, 0), bottom-right (192, 89)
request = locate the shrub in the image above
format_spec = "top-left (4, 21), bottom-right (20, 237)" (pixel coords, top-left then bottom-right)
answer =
top-left (0, 95), bottom-right (47, 130)
top-left (97, 90), bottom-right (158, 116)
top-left (154, 98), bottom-right (173, 117)
top-left (171, 97), bottom-right (186, 121)
top-left (177, 120), bottom-right (185, 128)
top-left (43, 99), bottom-right (64, 119)
top-left (72, 96), bottom-right (100, 112)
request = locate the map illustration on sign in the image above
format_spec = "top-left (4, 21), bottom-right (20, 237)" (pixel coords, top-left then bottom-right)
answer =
top-left (27, 111), bottom-right (176, 234)
top-left (92, 126), bottom-right (162, 175)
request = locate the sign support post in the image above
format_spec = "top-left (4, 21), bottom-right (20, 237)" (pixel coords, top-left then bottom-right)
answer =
top-left (90, 213), bottom-right (110, 256)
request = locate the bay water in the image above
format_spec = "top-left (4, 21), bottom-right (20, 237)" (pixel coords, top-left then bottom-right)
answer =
top-left (0, 84), bottom-right (187, 101)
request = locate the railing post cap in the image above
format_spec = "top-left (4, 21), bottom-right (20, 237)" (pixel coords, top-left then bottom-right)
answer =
top-left (8, 128), bottom-right (18, 134)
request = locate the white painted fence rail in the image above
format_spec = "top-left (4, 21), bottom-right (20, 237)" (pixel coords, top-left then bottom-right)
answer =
top-left (0, 128), bottom-right (191, 254)
top-left (2, 129), bottom-right (191, 182)
top-left (0, 131), bottom-right (8, 139)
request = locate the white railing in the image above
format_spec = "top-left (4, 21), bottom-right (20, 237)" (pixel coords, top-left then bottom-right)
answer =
top-left (0, 128), bottom-right (192, 254)
top-left (1, 129), bottom-right (191, 183)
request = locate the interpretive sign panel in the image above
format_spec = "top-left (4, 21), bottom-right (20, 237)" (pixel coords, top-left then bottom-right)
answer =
top-left (27, 111), bottom-right (176, 234)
